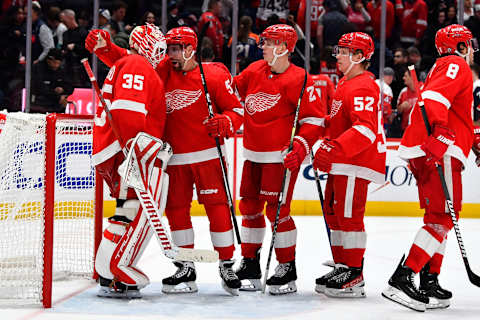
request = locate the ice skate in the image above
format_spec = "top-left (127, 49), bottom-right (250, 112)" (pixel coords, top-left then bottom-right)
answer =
top-left (382, 256), bottom-right (429, 312)
top-left (219, 260), bottom-right (241, 296)
top-left (235, 250), bottom-right (262, 291)
top-left (162, 261), bottom-right (198, 293)
top-left (324, 266), bottom-right (365, 298)
top-left (97, 276), bottom-right (142, 299)
top-left (266, 260), bottom-right (297, 295)
top-left (420, 264), bottom-right (451, 309)
top-left (315, 263), bottom-right (348, 294)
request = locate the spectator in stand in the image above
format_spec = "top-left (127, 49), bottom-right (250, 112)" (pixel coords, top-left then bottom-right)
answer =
top-left (375, 67), bottom-right (395, 132)
top-left (99, 9), bottom-right (111, 31)
top-left (445, 5), bottom-right (457, 25)
top-left (407, 46), bottom-right (427, 81)
top-left (255, 0), bottom-right (290, 31)
top-left (30, 48), bottom-right (73, 114)
top-left (465, 0), bottom-right (475, 21)
top-left (399, 0), bottom-right (428, 48)
top-left (396, 66), bottom-right (421, 135)
top-left (466, 2), bottom-right (480, 63)
top-left (200, 37), bottom-right (216, 62)
top-left (317, 0), bottom-right (349, 49)
top-left (46, 6), bottom-right (67, 49)
top-left (366, 0), bottom-right (395, 41)
top-left (318, 45), bottom-right (342, 86)
top-left (167, 1), bottom-right (182, 30)
top-left (421, 9), bottom-right (446, 62)
top-left (297, 0), bottom-right (325, 39)
top-left (199, 0), bottom-right (225, 61)
top-left (340, 0), bottom-right (371, 32)
top-left (471, 63), bottom-right (480, 126)
top-left (60, 9), bottom-right (90, 88)
top-left (228, 15), bottom-right (261, 72)
top-left (109, 19), bottom-right (130, 49)
top-left (30, 1), bottom-right (54, 65)
top-left (139, 11), bottom-right (156, 26)
top-left (390, 47), bottom-right (408, 106)
top-left (111, 1), bottom-right (132, 34)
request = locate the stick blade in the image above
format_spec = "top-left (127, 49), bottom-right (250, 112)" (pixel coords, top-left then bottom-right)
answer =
top-left (166, 248), bottom-right (219, 263)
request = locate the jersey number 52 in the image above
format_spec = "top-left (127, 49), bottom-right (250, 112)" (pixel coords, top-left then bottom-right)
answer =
top-left (354, 96), bottom-right (374, 112)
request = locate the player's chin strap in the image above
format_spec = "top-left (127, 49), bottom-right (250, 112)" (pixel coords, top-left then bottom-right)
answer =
top-left (455, 46), bottom-right (472, 63)
top-left (183, 49), bottom-right (195, 64)
top-left (344, 54), bottom-right (365, 77)
top-left (268, 47), bottom-right (289, 66)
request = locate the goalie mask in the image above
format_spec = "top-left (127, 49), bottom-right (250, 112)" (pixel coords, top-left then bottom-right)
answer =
top-left (129, 24), bottom-right (167, 69)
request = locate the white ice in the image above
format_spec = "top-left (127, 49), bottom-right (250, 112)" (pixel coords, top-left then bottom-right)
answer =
top-left (3, 216), bottom-right (480, 320)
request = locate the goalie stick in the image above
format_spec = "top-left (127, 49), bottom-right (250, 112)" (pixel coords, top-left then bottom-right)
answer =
top-left (197, 21), bottom-right (242, 245)
top-left (82, 58), bottom-right (218, 263)
top-left (262, 70), bottom-right (308, 293)
top-left (409, 64), bottom-right (480, 287)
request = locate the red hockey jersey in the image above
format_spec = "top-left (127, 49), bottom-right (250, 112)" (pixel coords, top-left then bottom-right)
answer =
top-left (297, 0), bottom-right (325, 38)
top-left (234, 60), bottom-right (326, 163)
top-left (163, 62), bottom-right (243, 165)
top-left (399, 0), bottom-right (427, 43)
top-left (319, 61), bottom-right (341, 87)
top-left (399, 55), bottom-right (474, 167)
top-left (312, 73), bottom-right (334, 115)
top-left (198, 12), bottom-right (224, 60)
top-left (327, 72), bottom-right (386, 184)
top-left (92, 54), bottom-right (166, 166)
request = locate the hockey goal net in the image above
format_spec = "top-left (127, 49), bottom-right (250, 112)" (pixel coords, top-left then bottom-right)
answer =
top-left (0, 112), bottom-right (103, 308)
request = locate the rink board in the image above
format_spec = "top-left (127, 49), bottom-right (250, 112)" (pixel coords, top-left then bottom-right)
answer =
top-left (102, 138), bottom-right (480, 218)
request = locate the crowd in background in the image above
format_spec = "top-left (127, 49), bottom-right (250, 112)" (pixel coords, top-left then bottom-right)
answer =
top-left (1, 0), bottom-right (480, 136)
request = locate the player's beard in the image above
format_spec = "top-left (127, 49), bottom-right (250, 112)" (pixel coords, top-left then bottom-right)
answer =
top-left (171, 59), bottom-right (184, 71)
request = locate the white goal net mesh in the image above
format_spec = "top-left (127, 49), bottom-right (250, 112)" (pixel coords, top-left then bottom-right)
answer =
top-left (0, 112), bottom-right (99, 306)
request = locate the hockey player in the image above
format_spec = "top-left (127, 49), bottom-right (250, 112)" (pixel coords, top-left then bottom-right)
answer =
top-left (233, 24), bottom-right (326, 295)
top-left (92, 24), bottom-right (168, 298)
top-left (312, 32), bottom-right (386, 298)
top-left (382, 24), bottom-right (477, 312)
top-left (85, 26), bottom-right (244, 295)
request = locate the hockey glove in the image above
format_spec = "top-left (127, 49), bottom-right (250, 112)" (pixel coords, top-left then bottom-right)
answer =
top-left (204, 114), bottom-right (234, 138)
top-left (85, 29), bottom-right (112, 54)
top-left (473, 126), bottom-right (480, 167)
top-left (282, 138), bottom-right (308, 171)
top-left (421, 124), bottom-right (455, 167)
top-left (313, 139), bottom-right (342, 173)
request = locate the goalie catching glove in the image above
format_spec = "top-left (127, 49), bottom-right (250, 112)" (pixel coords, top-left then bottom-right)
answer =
top-left (420, 124), bottom-right (455, 166)
top-left (204, 113), bottom-right (234, 138)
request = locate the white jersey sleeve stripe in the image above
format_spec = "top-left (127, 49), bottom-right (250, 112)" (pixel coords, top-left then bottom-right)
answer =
top-left (110, 99), bottom-right (147, 115)
top-left (299, 117), bottom-right (325, 127)
top-left (421, 90), bottom-right (451, 109)
top-left (353, 125), bottom-right (376, 143)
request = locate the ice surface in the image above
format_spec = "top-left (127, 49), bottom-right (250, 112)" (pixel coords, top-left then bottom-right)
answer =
top-left (3, 216), bottom-right (480, 320)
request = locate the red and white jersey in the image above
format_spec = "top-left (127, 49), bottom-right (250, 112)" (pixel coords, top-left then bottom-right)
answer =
top-left (399, 55), bottom-right (474, 167)
top-left (319, 61), bottom-right (341, 87)
top-left (327, 72), bottom-right (386, 184)
top-left (92, 54), bottom-right (166, 166)
top-left (375, 79), bottom-right (393, 124)
top-left (397, 85), bottom-right (418, 130)
top-left (312, 74), bottom-right (334, 115)
top-left (297, 0), bottom-right (325, 38)
top-left (163, 62), bottom-right (243, 165)
top-left (257, 0), bottom-right (290, 21)
top-left (198, 12), bottom-right (224, 60)
top-left (399, 0), bottom-right (427, 43)
top-left (234, 60), bottom-right (326, 163)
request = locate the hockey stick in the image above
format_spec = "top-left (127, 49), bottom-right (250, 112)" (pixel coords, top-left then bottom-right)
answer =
top-left (82, 58), bottom-right (218, 263)
top-left (262, 70), bottom-right (308, 293)
top-left (197, 21), bottom-right (242, 245)
top-left (309, 150), bottom-right (331, 247)
top-left (409, 65), bottom-right (480, 286)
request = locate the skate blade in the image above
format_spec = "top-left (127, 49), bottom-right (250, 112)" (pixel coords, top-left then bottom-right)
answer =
top-left (162, 281), bottom-right (198, 294)
top-left (268, 281), bottom-right (297, 295)
top-left (322, 260), bottom-right (335, 268)
top-left (314, 284), bottom-right (326, 294)
top-left (221, 282), bottom-right (239, 296)
top-left (382, 286), bottom-right (426, 312)
top-left (97, 286), bottom-right (142, 299)
top-left (426, 297), bottom-right (450, 309)
top-left (324, 281), bottom-right (366, 298)
top-left (239, 279), bottom-right (262, 292)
